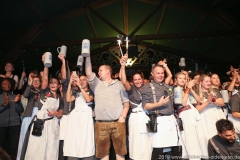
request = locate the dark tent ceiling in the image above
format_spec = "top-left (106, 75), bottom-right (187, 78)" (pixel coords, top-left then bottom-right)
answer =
top-left (1, 0), bottom-right (240, 76)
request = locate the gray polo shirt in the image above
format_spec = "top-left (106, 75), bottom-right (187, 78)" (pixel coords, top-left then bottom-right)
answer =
top-left (141, 80), bottom-right (174, 114)
top-left (88, 73), bottom-right (129, 120)
top-left (229, 93), bottom-right (240, 114)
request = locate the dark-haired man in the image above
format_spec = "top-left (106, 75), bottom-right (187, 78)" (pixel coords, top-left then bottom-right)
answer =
top-left (208, 119), bottom-right (240, 159)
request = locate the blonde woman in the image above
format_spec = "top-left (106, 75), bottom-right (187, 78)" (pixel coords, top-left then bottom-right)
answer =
top-left (195, 74), bottom-right (225, 157)
top-left (174, 72), bottom-right (202, 160)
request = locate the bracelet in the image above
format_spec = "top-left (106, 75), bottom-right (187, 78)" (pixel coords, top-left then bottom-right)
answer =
top-left (121, 115), bottom-right (126, 119)
top-left (184, 87), bottom-right (190, 94)
top-left (162, 64), bottom-right (167, 68)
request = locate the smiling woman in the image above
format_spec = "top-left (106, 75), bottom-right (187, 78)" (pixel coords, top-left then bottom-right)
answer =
top-left (0, 78), bottom-right (24, 160)
top-left (0, 63), bottom-right (19, 90)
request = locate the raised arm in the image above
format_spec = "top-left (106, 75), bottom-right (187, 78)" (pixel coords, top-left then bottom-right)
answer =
top-left (120, 54), bottom-right (131, 91)
top-left (182, 80), bottom-right (195, 106)
top-left (17, 71), bottom-right (26, 90)
top-left (85, 55), bottom-right (95, 80)
top-left (41, 53), bottom-right (49, 90)
top-left (66, 75), bottom-right (75, 102)
top-left (158, 60), bottom-right (172, 85)
top-left (77, 80), bottom-right (93, 103)
top-left (58, 54), bottom-right (66, 79)
top-left (23, 73), bottom-right (33, 98)
top-left (227, 70), bottom-right (238, 93)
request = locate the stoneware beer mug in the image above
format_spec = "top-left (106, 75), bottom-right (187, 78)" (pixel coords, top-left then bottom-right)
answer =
top-left (221, 90), bottom-right (229, 103)
top-left (174, 86), bottom-right (182, 104)
top-left (57, 45), bottom-right (67, 57)
top-left (77, 55), bottom-right (84, 68)
top-left (152, 64), bottom-right (155, 69)
top-left (44, 52), bottom-right (52, 68)
top-left (189, 93), bottom-right (197, 105)
top-left (179, 57), bottom-right (186, 67)
top-left (81, 39), bottom-right (90, 57)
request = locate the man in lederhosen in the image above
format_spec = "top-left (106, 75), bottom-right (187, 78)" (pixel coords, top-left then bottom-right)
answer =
top-left (141, 64), bottom-right (182, 160)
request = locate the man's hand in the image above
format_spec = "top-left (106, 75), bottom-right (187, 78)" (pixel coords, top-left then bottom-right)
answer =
top-left (42, 53), bottom-right (45, 62)
top-left (158, 96), bottom-right (170, 106)
top-left (118, 115), bottom-right (125, 123)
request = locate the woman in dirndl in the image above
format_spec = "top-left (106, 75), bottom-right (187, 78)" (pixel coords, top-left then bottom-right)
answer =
top-left (21, 53), bottom-right (64, 160)
top-left (174, 72), bottom-right (202, 160)
top-left (64, 73), bottom-right (95, 160)
top-left (119, 54), bottom-right (152, 160)
top-left (16, 74), bottom-right (41, 160)
top-left (195, 74), bottom-right (225, 157)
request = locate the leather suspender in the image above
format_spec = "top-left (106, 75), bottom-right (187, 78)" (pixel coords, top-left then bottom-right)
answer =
top-left (210, 138), bottom-right (226, 160)
top-left (149, 83), bottom-right (160, 114)
top-left (149, 83), bottom-right (156, 103)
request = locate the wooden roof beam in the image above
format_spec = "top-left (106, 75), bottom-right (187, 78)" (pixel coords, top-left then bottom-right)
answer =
top-left (178, 15), bottom-right (206, 50)
top-left (215, 9), bottom-right (240, 30)
top-left (50, 26), bottom-right (79, 55)
top-left (86, 13), bottom-right (102, 48)
top-left (129, 0), bottom-right (165, 37)
top-left (25, 0), bottom-right (46, 21)
top-left (139, 0), bottom-right (214, 16)
top-left (0, 23), bottom-right (43, 69)
top-left (0, 28), bottom-right (29, 48)
top-left (204, 35), bottom-right (232, 56)
top-left (87, 5), bottom-right (125, 36)
top-left (43, 0), bottom-right (119, 29)
top-left (141, 41), bottom-right (227, 65)
top-left (178, 0), bottom-right (219, 50)
top-left (82, 0), bottom-right (102, 48)
top-left (25, 0), bottom-right (78, 56)
top-left (23, 30), bottom-right (240, 49)
top-left (152, 6), bottom-right (166, 45)
top-left (123, 0), bottom-right (129, 35)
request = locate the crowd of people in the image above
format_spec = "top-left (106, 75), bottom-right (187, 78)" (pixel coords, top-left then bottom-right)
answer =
top-left (0, 50), bottom-right (240, 160)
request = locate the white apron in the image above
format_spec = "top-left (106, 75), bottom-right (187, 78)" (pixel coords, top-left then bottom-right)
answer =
top-left (129, 102), bottom-right (152, 160)
top-left (17, 107), bottom-right (38, 160)
top-left (197, 102), bottom-right (226, 157)
top-left (179, 101), bottom-right (202, 160)
top-left (149, 115), bottom-right (182, 148)
top-left (59, 115), bottom-right (68, 140)
top-left (63, 93), bottom-right (95, 158)
top-left (25, 97), bottom-right (60, 160)
top-left (228, 114), bottom-right (240, 133)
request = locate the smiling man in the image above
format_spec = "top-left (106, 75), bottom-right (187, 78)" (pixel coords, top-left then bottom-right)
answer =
top-left (208, 119), bottom-right (240, 159)
top-left (141, 64), bottom-right (182, 160)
